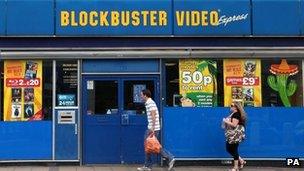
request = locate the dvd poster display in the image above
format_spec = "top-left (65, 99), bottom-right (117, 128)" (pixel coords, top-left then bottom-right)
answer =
top-left (11, 104), bottom-right (21, 120)
top-left (12, 88), bottom-right (22, 103)
top-left (4, 60), bottom-right (43, 121)
top-left (224, 59), bottom-right (261, 107)
top-left (24, 103), bottom-right (34, 118)
top-left (25, 61), bottom-right (38, 79)
top-left (179, 59), bottom-right (217, 107)
top-left (24, 88), bottom-right (34, 103)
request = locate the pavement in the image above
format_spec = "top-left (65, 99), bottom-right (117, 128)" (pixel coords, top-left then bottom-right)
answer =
top-left (0, 165), bottom-right (302, 171)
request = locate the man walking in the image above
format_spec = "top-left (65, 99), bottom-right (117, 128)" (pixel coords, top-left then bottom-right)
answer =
top-left (137, 89), bottom-right (174, 171)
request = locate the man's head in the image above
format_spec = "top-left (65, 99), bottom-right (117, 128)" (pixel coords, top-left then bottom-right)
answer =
top-left (141, 89), bottom-right (151, 102)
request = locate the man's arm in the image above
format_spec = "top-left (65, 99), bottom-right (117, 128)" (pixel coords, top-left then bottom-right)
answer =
top-left (150, 110), bottom-right (156, 131)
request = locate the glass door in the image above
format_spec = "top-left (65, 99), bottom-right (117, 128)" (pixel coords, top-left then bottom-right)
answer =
top-left (82, 76), bottom-right (159, 164)
top-left (83, 78), bottom-right (121, 164)
top-left (121, 79), bottom-right (158, 163)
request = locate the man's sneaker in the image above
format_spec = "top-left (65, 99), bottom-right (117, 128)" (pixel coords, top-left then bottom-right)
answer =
top-left (137, 166), bottom-right (152, 171)
top-left (168, 158), bottom-right (175, 171)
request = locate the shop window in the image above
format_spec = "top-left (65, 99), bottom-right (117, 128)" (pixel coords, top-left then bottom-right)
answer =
top-left (86, 80), bottom-right (118, 115)
top-left (56, 60), bottom-right (78, 107)
top-left (2, 60), bottom-right (53, 121)
top-left (165, 58), bottom-right (303, 107)
top-left (164, 59), bottom-right (223, 107)
top-left (123, 80), bottom-right (154, 115)
top-left (261, 59), bottom-right (303, 107)
top-left (42, 60), bottom-right (53, 120)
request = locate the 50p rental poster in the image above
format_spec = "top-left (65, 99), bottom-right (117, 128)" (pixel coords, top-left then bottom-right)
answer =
top-left (179, 59), bottom-right (217, 107)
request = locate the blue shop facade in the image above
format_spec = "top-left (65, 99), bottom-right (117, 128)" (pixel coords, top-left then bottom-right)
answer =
top-left (0, 0), bottom-right (303, 164)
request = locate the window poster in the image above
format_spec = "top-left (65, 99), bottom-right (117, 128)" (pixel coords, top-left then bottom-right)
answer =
top-left (56, 61), bottom-right (78, 106)
top-left (61, 63), bottom-right (78, 89)
top-left (267, 59), bottom-right (299, 107)
top-left (179, 59), bottom-right (217, 107)
top-left (133, 84), bottom-right (146, 103)
top-left (4, 60), bottom-right (43, 121)
top-left (58, 94), bottom-right (76, 106)
top-left (224, 59), bottom-right (261, 107)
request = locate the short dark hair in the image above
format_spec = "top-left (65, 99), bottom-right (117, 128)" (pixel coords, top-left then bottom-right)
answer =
top-left (141, 89), bottom-right (152, 98)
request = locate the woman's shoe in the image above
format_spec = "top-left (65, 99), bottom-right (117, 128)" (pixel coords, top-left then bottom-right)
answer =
top-left (239, 160), bottom-right (246, 169)
top-left (229, 168), bottom-right (239, 171)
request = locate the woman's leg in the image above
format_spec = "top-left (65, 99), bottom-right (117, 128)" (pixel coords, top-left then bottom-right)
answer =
top-left (233, 160), bottom-right (239, 170)
top-left (239, 156), bottom-right (246, 169)
top-left (226, 142), bottom-right (239, 170)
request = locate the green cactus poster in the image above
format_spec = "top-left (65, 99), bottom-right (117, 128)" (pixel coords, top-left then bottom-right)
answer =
top-left (267, 59), bottom-right (299, 107)
top-left (179, 59), bottom-right (217, 107)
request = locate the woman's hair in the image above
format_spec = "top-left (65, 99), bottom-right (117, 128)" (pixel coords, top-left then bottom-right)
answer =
top-left (234, 102), bottom-right (247, 124)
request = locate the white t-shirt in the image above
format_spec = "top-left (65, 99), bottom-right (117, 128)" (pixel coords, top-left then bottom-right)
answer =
top-left (145, 98), bottom-right (160, 131)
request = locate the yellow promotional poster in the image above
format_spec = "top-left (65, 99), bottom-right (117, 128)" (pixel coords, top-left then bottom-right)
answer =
top-left (179, 59), bottom-right (217, 107)
top-left (223, 59), bottom-right (261, 107)
top-left (4, 60), bottom-right (43, 121)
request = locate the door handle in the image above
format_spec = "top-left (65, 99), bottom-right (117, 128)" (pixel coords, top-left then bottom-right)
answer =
top-left (75, 123), bottom-right (78, 135)
top-left (121, 114), bottom-right (129, 125)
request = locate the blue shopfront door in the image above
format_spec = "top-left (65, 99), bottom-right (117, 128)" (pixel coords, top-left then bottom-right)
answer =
top-left (82, 76), bottom-right (159, 164)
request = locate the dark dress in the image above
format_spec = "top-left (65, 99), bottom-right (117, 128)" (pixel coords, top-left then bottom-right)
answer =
top-left (226, 111), bottom-right (245, 160)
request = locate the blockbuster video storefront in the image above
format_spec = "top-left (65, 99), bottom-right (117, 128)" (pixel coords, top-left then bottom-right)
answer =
top-left (0, 0), bottom-right (303, 164)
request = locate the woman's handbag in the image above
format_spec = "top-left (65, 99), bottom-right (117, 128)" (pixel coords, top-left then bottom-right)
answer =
top-left (225, 125), bottom-right (245, 144)
top-left (144, 133), bottom-right (162, 154)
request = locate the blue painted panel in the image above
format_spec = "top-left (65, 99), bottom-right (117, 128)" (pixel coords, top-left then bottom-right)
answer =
top-left (252, 0), bottom-right (300, 35)
top-left (300, 0), bottom-right (304, 35)
top-left (0, 121), bottom-right (52, 160)
top-left (7, 0), bottom-right (54, 35)
top-left (0, 0), bottom-right (6, 35)
top-left (121, 124), bottom-right (146, 163)
top-left (83, 119), bottom-right (121, 164)
top-left (83, 113), bottom-right (121, 164)
top-left (82, 59), bottom-right (159, 73)
top-left (163, 107), bottom-right (304, 158)
top-left (174, 0), bottom-right (251, 36)
top-left (56, 0), bottom-right (172, 36)
top-left (55, 109), bottom-right (78, 160)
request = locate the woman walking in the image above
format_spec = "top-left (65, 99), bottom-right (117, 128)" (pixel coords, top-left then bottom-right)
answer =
top-left (223, 102), bottom-right (247, 171)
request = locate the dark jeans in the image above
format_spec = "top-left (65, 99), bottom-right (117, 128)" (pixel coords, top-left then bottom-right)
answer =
top-left (144, 129), bottom-right (165, 168)
top-left (226, 141), bottom-right (239, 160)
